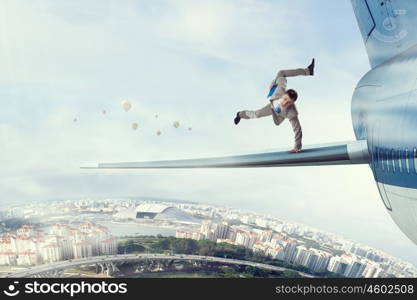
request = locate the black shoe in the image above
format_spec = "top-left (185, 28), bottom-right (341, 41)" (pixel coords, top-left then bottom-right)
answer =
top-left (308, 58), bottom-right (315, 76)
top-left (234, 112), bottom-right (241, 125)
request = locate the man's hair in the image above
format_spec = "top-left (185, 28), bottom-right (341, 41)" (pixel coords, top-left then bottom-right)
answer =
top-left (285, 89), bottom-right (298, 101)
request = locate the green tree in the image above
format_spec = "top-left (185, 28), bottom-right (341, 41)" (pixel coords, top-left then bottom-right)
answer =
top-left (244, 266), bottom-right (269, 277)
top-left (152, 238), bottom-right (171, 251)
top-left (171, 238), bottom-right (198, 254)
top-left (197, 240), bottom-right (216, 256)
top-left (118, 240), bottom-right (145, 253)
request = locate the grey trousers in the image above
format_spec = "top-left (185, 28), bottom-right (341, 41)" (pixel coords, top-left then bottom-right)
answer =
top-left (239, 104), bottom-right (274, 120)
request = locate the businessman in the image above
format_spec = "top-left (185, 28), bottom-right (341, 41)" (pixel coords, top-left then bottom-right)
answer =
top-left (234, 59), bottom-right (315, 153)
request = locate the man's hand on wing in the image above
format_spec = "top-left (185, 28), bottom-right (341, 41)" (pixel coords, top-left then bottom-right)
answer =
top-left (288, 149), bottom-right (301, 153)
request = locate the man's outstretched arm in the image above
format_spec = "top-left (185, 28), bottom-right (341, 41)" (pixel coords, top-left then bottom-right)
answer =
top-left (289, 117), bottom-right (302, 152)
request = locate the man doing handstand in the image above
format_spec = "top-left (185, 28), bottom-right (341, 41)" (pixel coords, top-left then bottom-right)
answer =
top-left (234, 59), bottom-right (315, 153)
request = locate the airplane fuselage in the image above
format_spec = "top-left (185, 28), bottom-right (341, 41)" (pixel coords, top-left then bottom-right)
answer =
top-left (352, 43), bottom-right (417, 244)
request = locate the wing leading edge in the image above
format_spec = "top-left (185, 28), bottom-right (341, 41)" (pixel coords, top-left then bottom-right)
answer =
top-left (81, 140), bottom-right (369, 169)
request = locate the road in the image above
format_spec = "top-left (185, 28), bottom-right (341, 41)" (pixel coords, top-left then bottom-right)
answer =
top-left (5, 253), bottom-right (316, 278)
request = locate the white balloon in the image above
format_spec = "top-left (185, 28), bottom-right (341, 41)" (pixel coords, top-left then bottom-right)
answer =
top-left (173, 121), bottom-right (180, 128)
top-left (132, 123), bottom-right (138, 130)
top-left (121, 100), bottom-right (132, 112)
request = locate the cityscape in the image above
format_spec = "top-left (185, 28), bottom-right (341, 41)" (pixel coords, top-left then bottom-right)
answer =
top-left (0, 222), bottom-right (118, 266)
top-left (0, 197), bottom-right (416, 278)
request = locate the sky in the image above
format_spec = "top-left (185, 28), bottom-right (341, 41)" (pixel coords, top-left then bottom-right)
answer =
top-left (1, 0), bottom-right (416, 266)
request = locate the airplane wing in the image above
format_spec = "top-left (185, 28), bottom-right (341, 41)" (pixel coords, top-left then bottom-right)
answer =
top-left (81, 140), bottom-right (369, 169)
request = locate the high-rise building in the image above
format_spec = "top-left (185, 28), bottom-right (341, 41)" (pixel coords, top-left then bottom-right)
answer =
top-left (235, 231), bottom-right (258, 248)
top-left (215, 222), bottom-right (230, 240)
top-left (363, 263), bottom-right (383, 278)
top-left (349, 246), bottom-right (367, 258)
top-left (73, 241), bottom-right (93, 259)
top-left (235, 232), bottom-right (251, 248)
top-left (282, 241), bottom-right (298, 264)
top-left (344, 260), bottom-right (367, 278)
top-left (260, 230), bottom-right (273, 243)
top-left (42, 243), bottom-right (62, 263)
top-left (327, 256), bottom-right (349, 275)
top-left (253, 242), bottom-right (268, 255)
top-left (192, 232), bottom-right (205, 241)
top-left (227, 227), bottom-right (237, 241)
top-left (311, 250), bottom-right (331, 273)
top-left (100, 237), bottom-right (118, 255)
top-left (266, 247), bottom-right (283, 260)
top-left (0, 222), bottom-right (117, 266)
top-left (176, 230), bottom-right (188, 239)
top-left (16, 251), bottom-right (38, 266)
top-left (294, 246), bottom-right (309, 266)
top-left (200, 221), bottom-right (213, 237)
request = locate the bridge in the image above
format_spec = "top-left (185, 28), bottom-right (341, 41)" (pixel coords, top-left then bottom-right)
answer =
top-left (5, 253), bottom-right (315, 278)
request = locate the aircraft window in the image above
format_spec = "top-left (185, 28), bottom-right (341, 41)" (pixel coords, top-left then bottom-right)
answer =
top-left (397, 149), bottom-right (402, 173)
top-left (386, 150), bottom-right (390, 172)
top-left (373, 147), bottom-right (378, 169)
top-left (414, 148), bottom-right (417, 174)
top-left (391, 149), bottom-right (396, 173)
top-left (380, 148), bottom-right (384, 171)
top-left (405, 148), bottom-right (410, 174)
